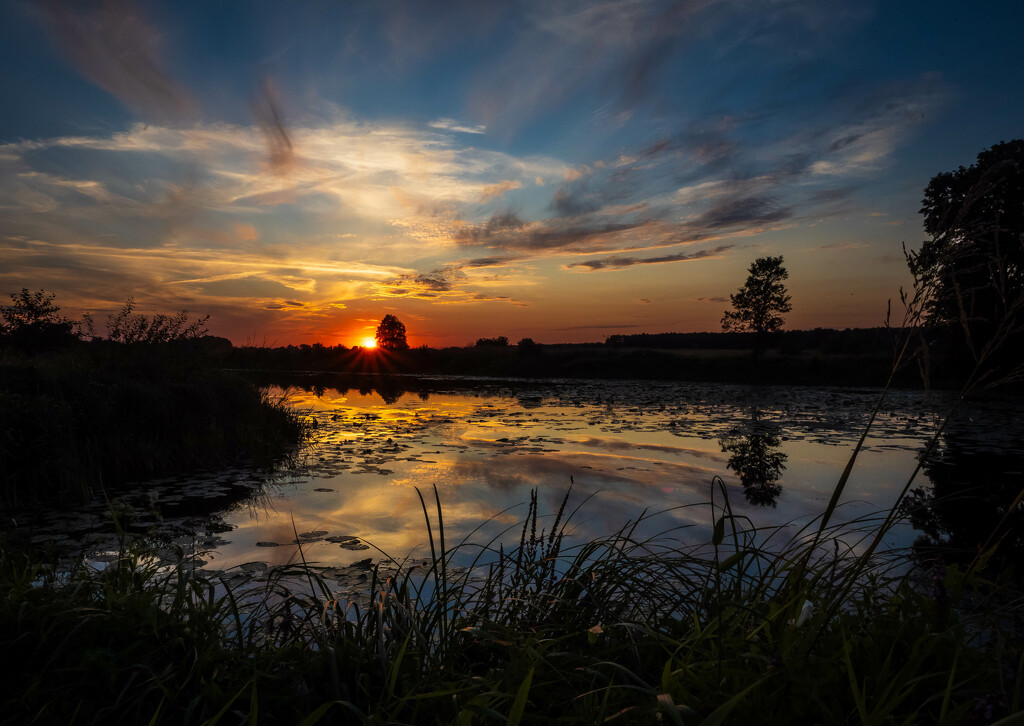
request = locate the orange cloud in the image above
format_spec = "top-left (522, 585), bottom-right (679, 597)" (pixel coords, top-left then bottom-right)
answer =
top-left (479, 180), bottom-right (522, 202)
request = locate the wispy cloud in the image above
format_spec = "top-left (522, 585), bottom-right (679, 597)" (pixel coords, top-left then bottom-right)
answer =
top-left (812, 241), bottom-right (868, 251)
top-left (251, 77), bottom-right (295, 174)
top-left (465, 0), bottom-right (874, 138)
top-left (37, 0), bottom-right (195, 121)
top-left (429, 118), bottom-right (487, 134)
top-left (566, 245), bottom-right (734, 271)
top-left (479, 180), bottom-right (522, 201)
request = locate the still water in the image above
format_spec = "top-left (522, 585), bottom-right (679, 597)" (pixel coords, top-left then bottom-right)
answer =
top-left (17, 375), bottom-right (1024, 590)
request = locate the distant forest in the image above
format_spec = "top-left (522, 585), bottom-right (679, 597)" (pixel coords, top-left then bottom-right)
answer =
top-left (222, 326), bottom-right (933, 388)
top-left (604, 327), bottom-right (896, 354)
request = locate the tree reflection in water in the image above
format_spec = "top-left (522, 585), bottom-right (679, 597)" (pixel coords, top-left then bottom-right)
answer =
top-left (718, 408), bottom-right (788, 507)
top-left (902, 431), bottom-right (1024, 567)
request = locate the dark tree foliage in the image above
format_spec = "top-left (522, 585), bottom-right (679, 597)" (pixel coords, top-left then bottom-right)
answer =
top-left (721, 256), bottom-right (792, 352)
top-left (0, 289), bottom-right (80, 351)
top-left (907, 140), bottom-right (1024, 374)
top-left (517, 337), bottom-right (541, 359)
top-left (375, 314), bottom-right (409, 350)
top-left (106, 298), bottom-right (209, 344)
top-left (475, 336), bottom-right (509, 347)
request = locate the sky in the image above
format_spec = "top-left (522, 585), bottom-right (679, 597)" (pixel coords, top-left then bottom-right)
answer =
top-left (1, 0), bottom-right (1021, 347)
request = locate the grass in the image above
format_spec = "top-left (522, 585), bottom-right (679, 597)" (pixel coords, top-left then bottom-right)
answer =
top-left (1, 473), bottom-right (1020, 725)
top-left (0, 344), bottom-right (310, 507)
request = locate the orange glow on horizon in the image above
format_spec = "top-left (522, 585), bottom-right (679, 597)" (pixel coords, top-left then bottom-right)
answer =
top-left (361, 337), bottom-right (378, 349)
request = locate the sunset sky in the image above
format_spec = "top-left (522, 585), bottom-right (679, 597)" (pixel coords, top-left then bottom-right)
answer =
top-left (1, 0), bottom-right (1020, 347)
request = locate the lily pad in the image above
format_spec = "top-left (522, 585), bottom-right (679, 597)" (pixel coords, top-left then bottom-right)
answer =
top-left (338, 540), bottom-right (370, 551)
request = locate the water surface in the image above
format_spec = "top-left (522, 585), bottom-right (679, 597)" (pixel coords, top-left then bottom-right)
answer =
top-left (15, 375), bottom-right (1023, 591)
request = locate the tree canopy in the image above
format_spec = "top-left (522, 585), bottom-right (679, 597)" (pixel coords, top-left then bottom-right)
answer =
top-left (721, 256), bottom-right (792, 352)
top-left (0, 289), bottom-right (79, 351)
top-left (375, 314), bottom-right (409, 350)
top-left (105, 299), bottom-right (209, 344)
top-left (475, 336), bottom-right (509, 347)
top-left (907, 139), bottom-right (1024, 363)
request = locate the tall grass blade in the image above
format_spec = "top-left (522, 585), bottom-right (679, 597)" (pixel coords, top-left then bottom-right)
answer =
top-left (507, 666), bottom-right (535, 726)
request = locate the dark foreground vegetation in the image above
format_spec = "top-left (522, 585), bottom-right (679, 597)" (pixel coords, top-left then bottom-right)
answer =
top-left (1, 484), bottom-right (1021, 725)
top-left (0, 294), bottom-right (308, 507)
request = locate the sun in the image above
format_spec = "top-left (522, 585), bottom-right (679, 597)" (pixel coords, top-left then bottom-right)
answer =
top-left (361, 337), bottom-right (378, 349)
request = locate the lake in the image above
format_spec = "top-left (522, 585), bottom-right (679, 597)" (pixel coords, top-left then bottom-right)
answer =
top-left (13, 374), bottom-right (1024, 593)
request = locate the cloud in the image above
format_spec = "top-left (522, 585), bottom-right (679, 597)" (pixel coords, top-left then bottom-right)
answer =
top-left (429, 118), bottom-right (487, 134)
top-left (251, 77), bottom-right (294, 174)
top-left (466, 0), bottom-right (712, 136)
top-left (371, 265), bottom-right (528, 305)
top-left (695, 296), bottom-right (728, 304)
top-left (555, 323), bottom-right (642, 331)
top-left (479, 180), bottom-right (522, 202)
top-left (464, 0), bottom-right (875, 138)
top-left (37, 0), bottom-right (195, 121)
top-left (566, 245), bottom-right (734, 271)
top-left (813, 241), bottom-right (868, 251)
top-left (692, 196), bottom-right (792, 231)
top-left (550, 187), bottom-right (599, 217)
top-left (807, 187), bottom-right (854, 205)
top-left (377, 267), bottom-right (467, 298)
top-left (455, 216), bottom-right (654, 253)
top-left (461, 255), bottom-right (529, 269)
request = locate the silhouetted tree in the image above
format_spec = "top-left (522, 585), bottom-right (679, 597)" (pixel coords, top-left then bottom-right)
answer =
top-left (475, 336), bottom-right (509, 347)
top-left (105, 298), bottom-right (209, 344)
top-left (722, 256), bottom-right (792, 354)
top-left (375, 314), bottom-right (409, 350)
top-left (907, 140), bottom-right (1024, 381)
top-left (0, 288), bottom-right (80, 351)
top-left (517, 337), bottom-right (540, 357)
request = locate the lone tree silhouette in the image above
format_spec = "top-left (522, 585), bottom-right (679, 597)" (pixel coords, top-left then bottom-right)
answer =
top-left (721, 256), bottom-right (792, 354)
top-left (907, 139), bottom-right (1024, 376)
top-left (375, 314), bottom-right (409, 350)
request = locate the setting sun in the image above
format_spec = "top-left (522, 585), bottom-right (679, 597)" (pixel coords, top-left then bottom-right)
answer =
top-left (361, 337), bottom-right (378, 349)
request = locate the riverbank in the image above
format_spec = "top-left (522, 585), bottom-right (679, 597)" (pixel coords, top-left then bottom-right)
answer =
top-left (229, 343), bottom-right (934, 388)
top-left (0, 343), bottom-right (310, 507)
